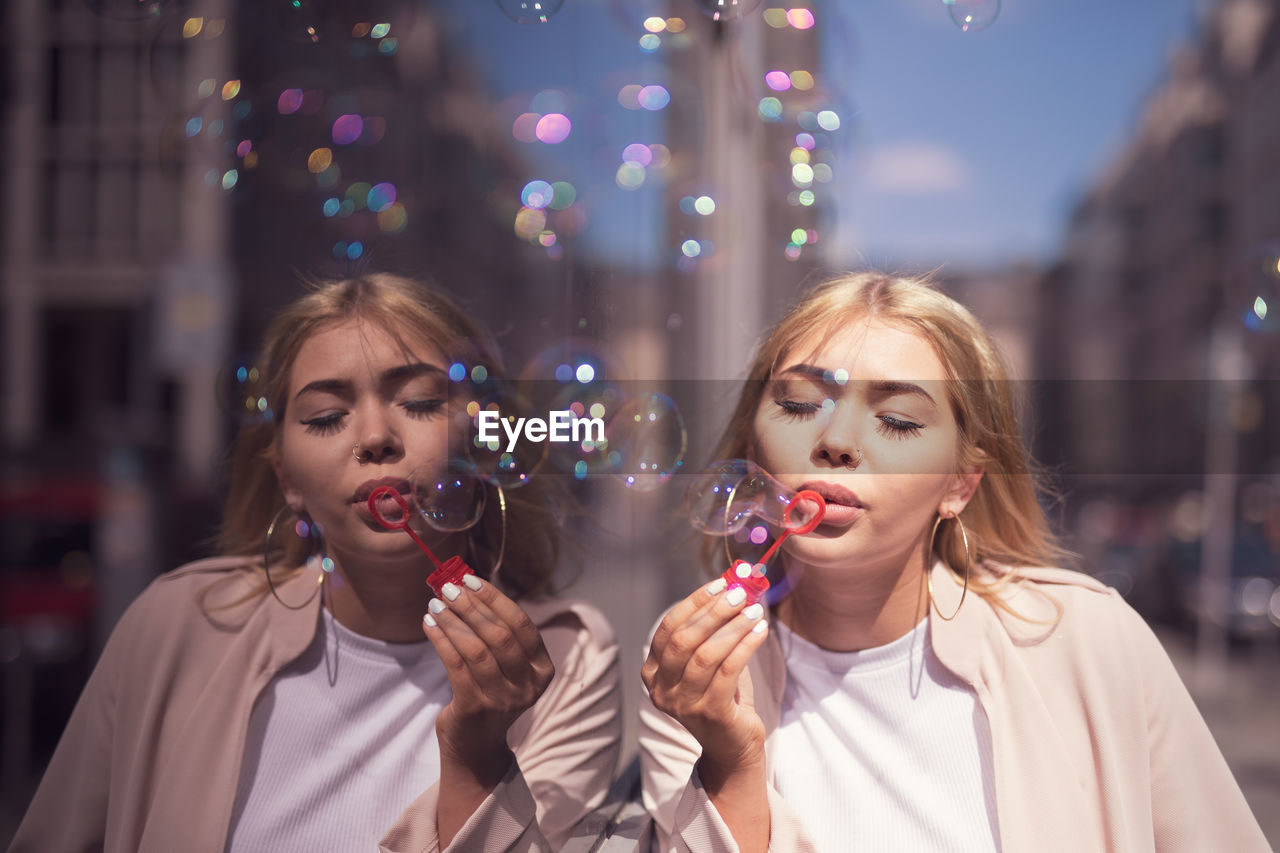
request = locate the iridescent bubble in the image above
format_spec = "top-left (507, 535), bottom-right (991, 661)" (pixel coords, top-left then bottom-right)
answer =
top-left (758, 97), bottom-right (783, 122)
top-left (944, 0), bottom-right (1000, 32)
top-left (332, 114), bottom-right (363, 145)
top-left (498, 0), bottom-right (565, 24)
top-left (535, 113), bottom-right (572, 144)
top-left (637, 85), bottom-right (670, 111)
top-left (377, 203), bottom-right (407, 234)
top-left (366, 182), bottom-right (396, 212)
top-left (786, 8), bottom-right (815, 28)
top-left (549, 181), bottom-right (576, 210)
top-left (521, 180), bottom-right (555, 209)
top-left (277, 88), bottom-right (304, 115)
top-left (693, 0), bottom-right (764, 21)
top-left (514, 206), bottom-right (547, 241)
top-left (622, 143), bottom-right (654, 167)
top-left (512, 112), bottom-right (541, 144)
top-left (409, 462), bottom-right (485, 532)
top-left (616, 163), bottom-right (646, 190)
top-left (764, 70), bottom-right (791, 92)
top-left (606, 393), bottom-right (687, 491)
top-left (618, 85), bottom-right (643, 110)
top-left (307, 147), bottom-right (333, 173)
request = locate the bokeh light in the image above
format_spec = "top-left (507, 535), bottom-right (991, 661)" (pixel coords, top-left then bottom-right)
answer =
top-left (694, 0), bottom-right (764, 21)
top-left (331, 114), bottom-right (363, 145)
top-left (534, 113), bottom-right (572, 144)
top-left (637, 85), bottom-right (671, 111)
top-left (765, 70), bottom-right (791, 92)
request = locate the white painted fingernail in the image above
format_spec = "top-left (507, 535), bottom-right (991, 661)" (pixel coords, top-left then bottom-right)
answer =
top-left (725, 586), bottom-right (747, 607)
top-left (743, 603), bottom-right (764, 621)
top-left (442, 582), bottom-right (461, 601)
top-left (705, 578), bottom-right (727, 596)
top-left (462, 574), bottom-right (482, 591)
top-left (429, 598), bottom-right (446, 615)
top-left (752, 620), bottom-right (768, 635)
top-left (423, 612), bottom-right (437, 628)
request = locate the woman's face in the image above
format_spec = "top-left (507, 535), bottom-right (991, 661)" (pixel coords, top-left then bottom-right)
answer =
top-left (275, 317), bottom-right (456, 565)
top-left (751, 316), bottom-right (980, 574)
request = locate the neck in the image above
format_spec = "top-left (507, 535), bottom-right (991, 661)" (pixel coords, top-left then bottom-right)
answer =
top-left (324, 544), bottom-right (457, 643)
top-left (773, 544), bottom-right (931, 652)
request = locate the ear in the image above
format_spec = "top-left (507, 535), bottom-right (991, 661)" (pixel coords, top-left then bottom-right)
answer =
top-left (273, 458), bottom-right (305, 512)
top-left (938, 450), bottom-right (985, 518)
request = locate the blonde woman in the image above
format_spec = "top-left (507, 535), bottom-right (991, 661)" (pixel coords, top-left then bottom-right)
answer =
top-left (13, 274), bottom-right (621, 852)
top-left (639, 273), bottom-right (1267, 852)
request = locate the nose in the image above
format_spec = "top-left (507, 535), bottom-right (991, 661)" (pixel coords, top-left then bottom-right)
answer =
top-left (811, 405), bottom-right (863, 469)
top-left (353, 406), bottom-right (404, 465)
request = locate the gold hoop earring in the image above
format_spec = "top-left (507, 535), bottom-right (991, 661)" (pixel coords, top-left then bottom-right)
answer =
top-left (263, 504), bottom-right (328, 609)
top-left (468, 483), bottom-right (507, 588)
top-left (926, 513), bottom-right (970, 621)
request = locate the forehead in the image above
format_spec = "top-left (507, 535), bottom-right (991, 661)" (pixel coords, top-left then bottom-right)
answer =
top-left (290, 318), bottom-right (444, 379)
top-left (781, 318), bottom-right (948, 382)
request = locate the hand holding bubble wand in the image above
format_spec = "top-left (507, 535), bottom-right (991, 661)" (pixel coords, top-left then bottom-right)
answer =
top-left (365, 465), bottom-right (486, 597)
top-left (686, 459), bottom-right (827, 605)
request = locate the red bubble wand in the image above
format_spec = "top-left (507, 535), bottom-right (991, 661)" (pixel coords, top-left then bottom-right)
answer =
top-left (367, 485), bottom-right (474, 597)
top-left (721, 489), bottom-right (826, 605)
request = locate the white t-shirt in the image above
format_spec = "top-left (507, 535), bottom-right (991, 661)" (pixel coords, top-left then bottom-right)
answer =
top-left (226, 606), bottom-right (451, 851)
top-left (771, 616), bottom-right (1001, 852)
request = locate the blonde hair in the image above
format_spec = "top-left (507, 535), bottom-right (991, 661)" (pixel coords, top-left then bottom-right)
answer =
top-left (709, 271), bottom-right (1070, 613)
top-left (217, 273), bottom-right (561, 600)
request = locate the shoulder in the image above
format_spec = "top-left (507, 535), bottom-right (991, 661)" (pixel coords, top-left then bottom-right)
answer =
top-left (992, 565), bottom-right (1125, 630)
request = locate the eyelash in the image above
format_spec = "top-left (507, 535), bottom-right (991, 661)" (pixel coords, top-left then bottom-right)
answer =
top-left (772, 399), bottom-right (925, 438)
top-left (299, 399), bottom-right (445, 436)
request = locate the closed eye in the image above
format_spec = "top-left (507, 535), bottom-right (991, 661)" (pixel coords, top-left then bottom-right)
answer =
top-left (876, 414), bottom-right (923, 439)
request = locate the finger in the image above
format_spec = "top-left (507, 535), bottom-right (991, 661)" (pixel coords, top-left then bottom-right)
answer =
top-left (426, 597), bottom-right (513, 688)
top-left (447, 576), bottom-right (546, 660)
top-left (647, 577), bottom-right (729, 660)
top-left (437, 580), bottom-right (548, 683)
top-left (652, 583), bottom-right (753, 690)
top-left (702, 617), bottom-right (769, 710)
top-left (422, 607), bottom-right (484, 697)
top-left (662, 602), bottom-right (766, 699)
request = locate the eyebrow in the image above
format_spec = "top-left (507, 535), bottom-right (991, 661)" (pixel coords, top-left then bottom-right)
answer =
top-left (775, 365), bottom-right (938, 406)
top-left (293, 362), bottom-right (445, 401)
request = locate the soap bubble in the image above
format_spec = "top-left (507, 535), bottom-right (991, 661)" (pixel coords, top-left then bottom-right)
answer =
top-left (606, 393), bottom-right (687, 490)
top-left (943, 0), bottom-right (1000, 32)
top-left (685, 459), bottom-right (825, 535)
top-left (409, 462), bottom-right (486, 532)
top-left (693, 0), bottom-right (763, 22)
top-left (498, 0), bottom-right (565, 25)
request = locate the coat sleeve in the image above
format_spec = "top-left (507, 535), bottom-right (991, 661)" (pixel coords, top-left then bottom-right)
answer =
top-left (379, 602), bottom-right (622, 853)
top-left (1117, 596), bottom-right (1270, 852)
top-left (636, 625), bottom-right (818, 853)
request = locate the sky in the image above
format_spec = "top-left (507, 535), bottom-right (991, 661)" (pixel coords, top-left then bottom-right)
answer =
top-left (442, 0), bottom-right (1208, 271)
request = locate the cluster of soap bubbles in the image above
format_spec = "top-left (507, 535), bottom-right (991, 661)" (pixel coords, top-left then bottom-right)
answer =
top-left (441, 341), bottom-right (688, 492)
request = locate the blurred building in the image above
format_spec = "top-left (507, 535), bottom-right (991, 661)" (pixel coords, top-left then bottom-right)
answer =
top-left (1037, 0), bottom-right (1280, 502)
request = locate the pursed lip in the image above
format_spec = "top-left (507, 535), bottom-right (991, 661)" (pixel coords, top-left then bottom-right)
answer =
top-left (797, 480), bottom-right (865, 510)
top-left (351, 477), bottom-right (413, 505)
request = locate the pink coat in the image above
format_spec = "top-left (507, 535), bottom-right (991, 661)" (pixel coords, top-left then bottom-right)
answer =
top-left (639, 564), bottom-right (1270, 852)
top-left (11, 557), bottom-right (622, 852)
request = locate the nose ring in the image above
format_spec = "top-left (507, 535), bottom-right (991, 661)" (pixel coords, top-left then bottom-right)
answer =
top-left (353, 444), bottom-right (365, 463)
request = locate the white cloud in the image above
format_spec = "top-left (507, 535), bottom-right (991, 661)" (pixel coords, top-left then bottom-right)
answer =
top-left (861, 142), bottom-right (972, 194)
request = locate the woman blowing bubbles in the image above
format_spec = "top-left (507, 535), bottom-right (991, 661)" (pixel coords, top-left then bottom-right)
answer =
top-left (12, 274), bottom-right (621, 852)
top-left (639, 273), bottom-right (1267, 852)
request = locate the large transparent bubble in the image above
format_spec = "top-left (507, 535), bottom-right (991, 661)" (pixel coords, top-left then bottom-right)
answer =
top-left (685, 459), bottom-right (825, 535)
top-left (606, 392), bottom-right (687, 490)
top-left (409, 462), bottom-right (486, 532)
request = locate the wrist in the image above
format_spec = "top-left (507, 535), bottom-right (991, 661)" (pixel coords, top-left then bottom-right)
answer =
top-left (697, 747), bottom-right (766, 797)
